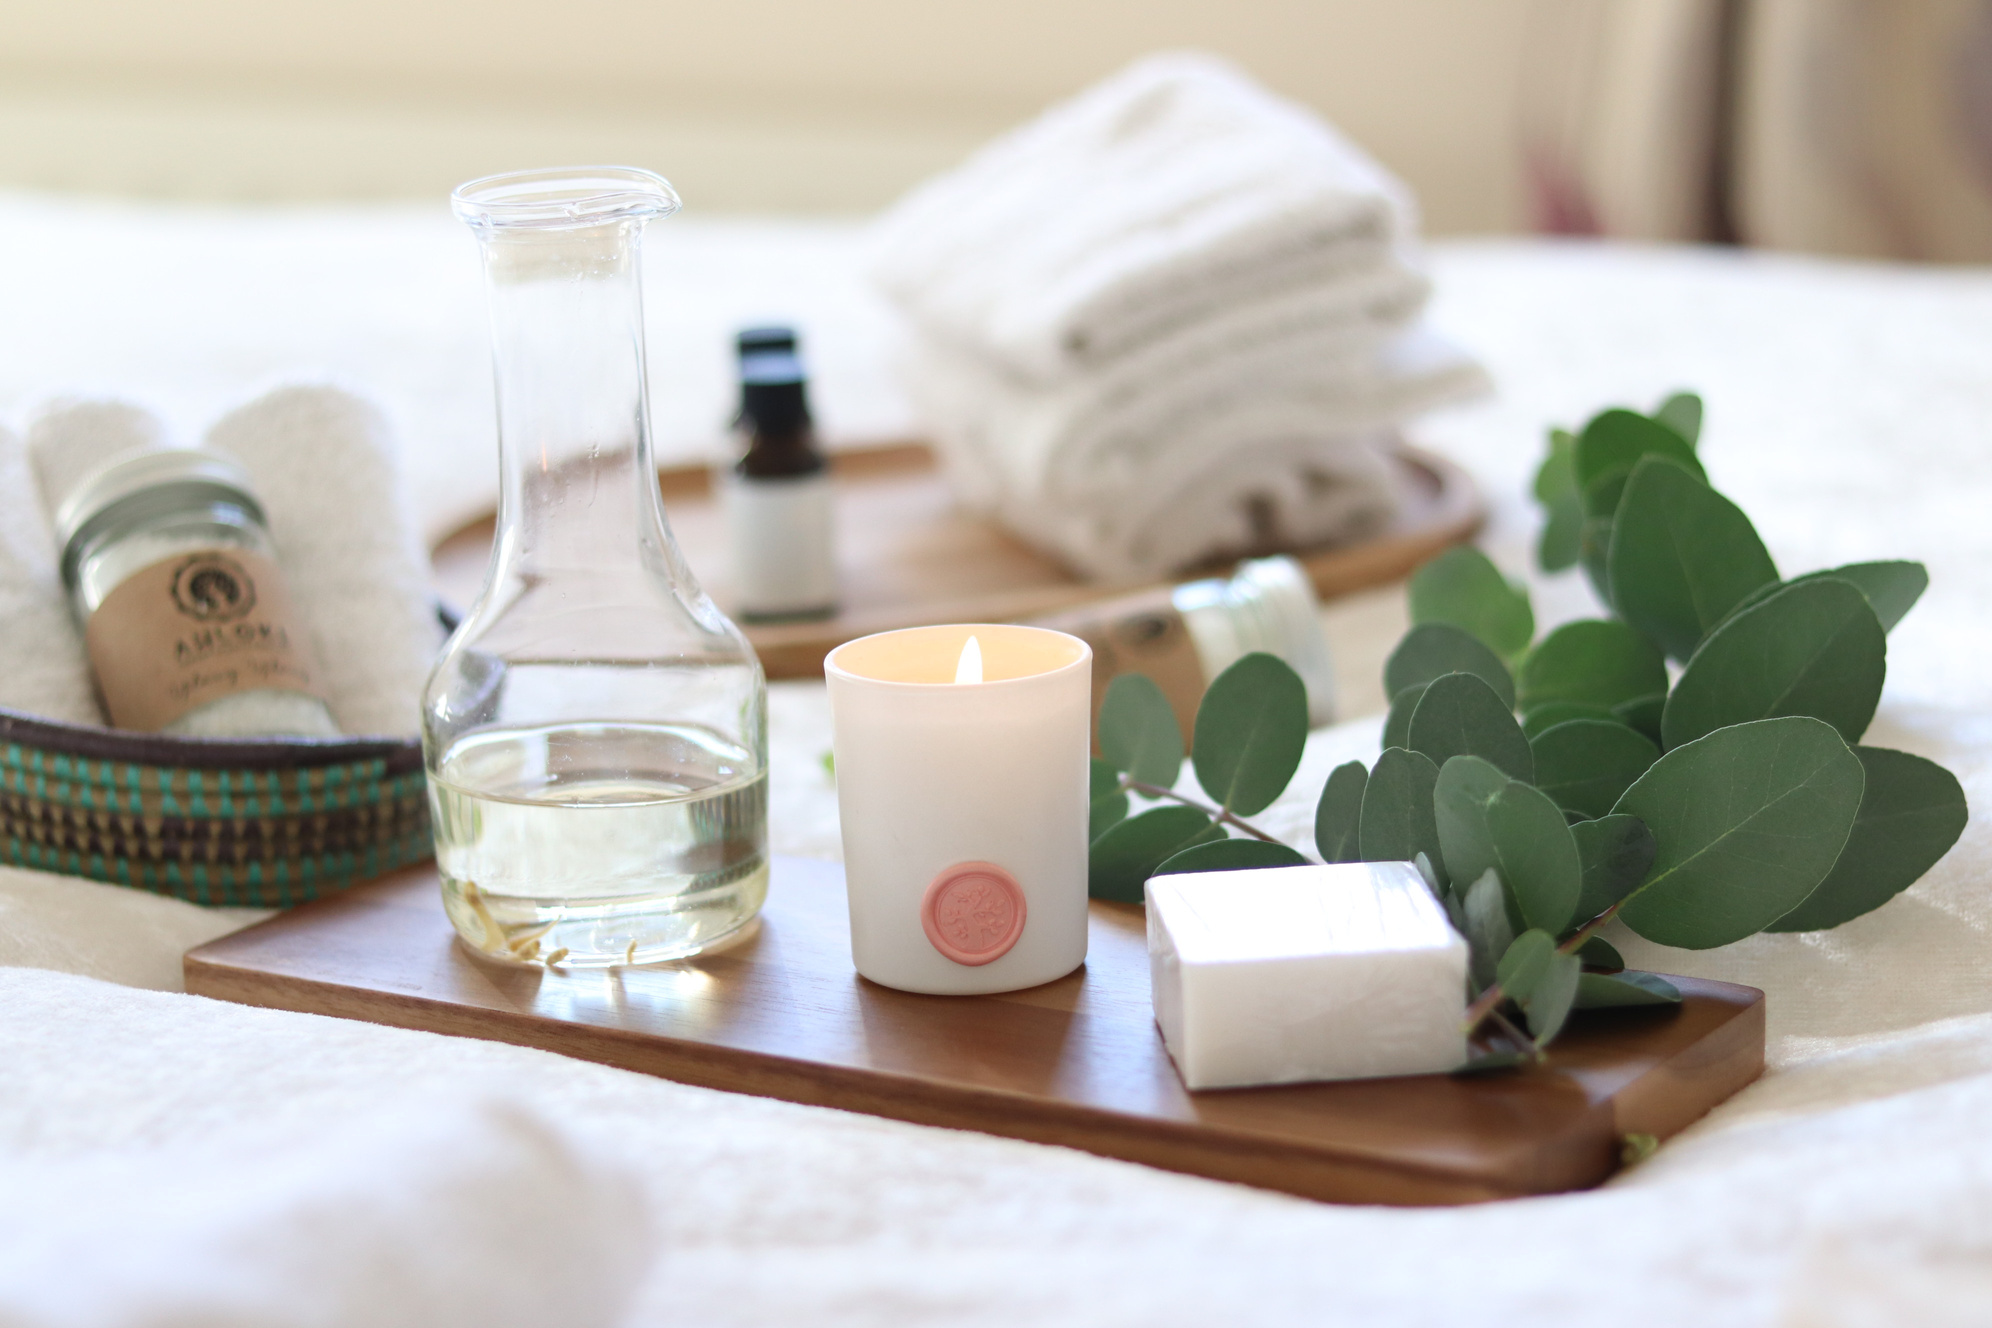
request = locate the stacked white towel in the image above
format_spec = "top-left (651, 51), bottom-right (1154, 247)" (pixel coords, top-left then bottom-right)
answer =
top-left (868, 53), bottom-right (1488, 582)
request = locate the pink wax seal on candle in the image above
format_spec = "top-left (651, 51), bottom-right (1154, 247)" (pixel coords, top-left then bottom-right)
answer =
top-left (921, 862), bottom-right (1028, 966)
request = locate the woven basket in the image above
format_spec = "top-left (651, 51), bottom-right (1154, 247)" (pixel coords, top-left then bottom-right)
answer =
top-left (0, 706), bottom-right (431, 909)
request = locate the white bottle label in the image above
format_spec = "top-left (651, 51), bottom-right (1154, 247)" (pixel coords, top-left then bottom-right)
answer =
top-left (721, 470), bottom-right (838, 617)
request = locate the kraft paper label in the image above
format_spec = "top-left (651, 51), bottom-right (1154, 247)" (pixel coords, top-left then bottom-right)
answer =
top-left (1028, 590), bottom-right (1208, 746)
top-left (85, 548), bottom-right (327, 731)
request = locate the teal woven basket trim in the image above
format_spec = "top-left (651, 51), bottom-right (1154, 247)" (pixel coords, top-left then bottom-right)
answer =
top-left (14, 759), bottom-right (416, 820)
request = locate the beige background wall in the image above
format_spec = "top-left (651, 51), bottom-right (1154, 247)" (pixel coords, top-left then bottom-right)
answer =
top-left (0, 0), bottom-right (1535, 231)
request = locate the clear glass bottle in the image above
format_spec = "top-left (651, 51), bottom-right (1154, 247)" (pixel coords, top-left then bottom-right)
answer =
top-left (426, 167), bottom-right (769, 968)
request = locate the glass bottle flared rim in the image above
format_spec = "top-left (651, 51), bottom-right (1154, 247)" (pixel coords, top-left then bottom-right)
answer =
top-left (452, 166), bottom-right (682, 232)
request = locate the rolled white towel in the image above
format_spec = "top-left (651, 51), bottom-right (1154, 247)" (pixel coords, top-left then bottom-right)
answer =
top-left (868, 52), bottom-right (1417, 381)
top-left (24, 395), bottom-right (169, 523)
top-left (206, 384), bottom-right (443, 738)
top-left (0, 1097), bottom-right (652, 1328)
top-left (0, 422), bottom-right (102, 725)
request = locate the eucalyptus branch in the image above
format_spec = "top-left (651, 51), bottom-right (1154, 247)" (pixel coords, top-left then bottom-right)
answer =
top-left (1460, 901), bottom-right (1628, 1037)
top-left (1122, 779), bottom-right (1287, 845)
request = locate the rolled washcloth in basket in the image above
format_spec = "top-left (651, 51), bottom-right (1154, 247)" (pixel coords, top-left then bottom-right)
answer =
top-left (867, 52), bottom-right (1488, 581)
top-left (208, 385), bottom-right (444, 738)
top-left (16, 387), bottom-right (442, 738)
top-left (0, 422), bottom-right (103, 726)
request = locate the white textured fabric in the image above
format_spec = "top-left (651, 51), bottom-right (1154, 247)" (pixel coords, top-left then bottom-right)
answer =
top-left (206, 384), bottom-right (444, 737)
top-left (0, 422), bottom-right (100, 725)
top-left (1, 217), bottom-right (1992, 1321)
top-left (0, 1088), bottom-right (651, 1328)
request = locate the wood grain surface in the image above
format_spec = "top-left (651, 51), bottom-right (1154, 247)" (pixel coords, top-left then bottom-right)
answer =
top-left (185, 856), bottom-right (1763, 1206)
top-left (430, 441), bottom-right (1483, 679)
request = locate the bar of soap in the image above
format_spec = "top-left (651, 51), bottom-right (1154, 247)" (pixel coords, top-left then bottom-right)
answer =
top-left (1146, 862), bottom-right (1469, 1090)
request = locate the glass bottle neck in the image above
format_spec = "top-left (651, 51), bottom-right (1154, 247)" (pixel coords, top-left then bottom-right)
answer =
top-left (479, 220), bottom-right (669, 581)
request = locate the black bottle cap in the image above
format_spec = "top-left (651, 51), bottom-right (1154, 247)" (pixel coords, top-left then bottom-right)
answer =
top-left (736, 325), bottom-right (798, 357)
top-left (736, 326), bottom-right (811, 436)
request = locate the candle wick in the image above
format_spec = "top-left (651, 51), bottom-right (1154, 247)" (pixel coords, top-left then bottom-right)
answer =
top-left (955, 635), bottom-right (984, 685)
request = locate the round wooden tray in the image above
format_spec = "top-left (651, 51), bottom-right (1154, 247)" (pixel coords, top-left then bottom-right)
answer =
top-left (430, 440), bottom-right (1482, 679)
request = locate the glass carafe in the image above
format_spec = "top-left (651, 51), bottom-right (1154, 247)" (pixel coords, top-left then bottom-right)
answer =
top-left (425, 167), bottom-right (768, 967)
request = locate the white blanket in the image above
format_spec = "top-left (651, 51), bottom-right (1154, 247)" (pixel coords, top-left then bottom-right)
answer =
top-left (5, 217), bottom-right (1992, 1322)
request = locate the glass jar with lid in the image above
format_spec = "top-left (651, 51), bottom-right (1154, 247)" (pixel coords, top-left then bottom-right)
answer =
top-left (56, 448), bottom-right (339, 738)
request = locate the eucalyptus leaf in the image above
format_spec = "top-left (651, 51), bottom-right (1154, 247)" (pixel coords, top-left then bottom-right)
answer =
top-left (1530, 719), bottom-right (1660, 820)
top-left (1767, 746), bottom-right (1968, 931)
top-left (1517, 619), bottom-right (1669, 712)
top-left (1569, 814), bottom-right (1657, 924)
top-left (1089, 757), bottom-right (1129, 841)
top-left (1522, 701), bottom-right (1617, 738)
top-left (1523, 951), bottom-right (1582, 1044)
top-left (1661, 578), bottom-right (1885, 749)
top-left (1613, 694), bottom-right (1667, 745)
top-left (1359, 746), bottom-right (1443, 868)
top-left (1089, 806), bottom-right (1224, 902)
top-left (1407, 673), bottom-right (1534, 781)
top-left (1574, 970), bottom-right (1681, 1009)
top-left (1575, 936), bottom-right (1624, 971)
top-left (1575, 408), bottom-right (1706, 517)
top-left (1383, 683), bottom-right (1426, 751)
top-left (1154, 838), bottom-right (1311, 876)
top-left (1608, 455), bottom-right (1779, 661)
top-left (1384, 623), bottom-right (1516, 710)
top-left (1581, 515), bottom-right (1616, 609)
top-left (1792, 561), bottom-right (1928, 633)
top-left (1652, 392), bottom-right (1702, 447)
top-left (1462, 869), bottom-right (1514, 991)
top-left (1486, 779), bottom-right (1584, 933)
top-left (1613, 716), bottom-right (1865, 948)
top-left (1496, 928), bottom-right (1555, 1002)
top-left (1314, 760), bottom-right (1368, 863)
top-left (1410, 546), bottom-right (1534, 659)
top-left (1535, 429), bottom-right (1584, 572)
top-left (1434, 755), bottom-right (1509, 890)
top-left (1098, 672), bottom-right (1185, 788)
top-left (1192, 652), bottom-right (1309, 815)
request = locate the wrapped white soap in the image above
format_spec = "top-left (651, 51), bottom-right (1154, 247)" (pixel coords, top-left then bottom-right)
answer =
top-left (1146, 861), bottom-right (1468, 1089)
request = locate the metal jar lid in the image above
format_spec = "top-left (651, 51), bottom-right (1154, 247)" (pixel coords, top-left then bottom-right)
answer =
top-left (55, 448), bottom-right (265, 585)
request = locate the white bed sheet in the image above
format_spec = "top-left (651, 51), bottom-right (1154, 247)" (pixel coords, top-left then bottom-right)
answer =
top-left (5, 197), bottom-right (1992, 1324)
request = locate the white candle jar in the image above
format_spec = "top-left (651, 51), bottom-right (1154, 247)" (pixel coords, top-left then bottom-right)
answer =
top-left (826, 624), bottom-right (1091, 994)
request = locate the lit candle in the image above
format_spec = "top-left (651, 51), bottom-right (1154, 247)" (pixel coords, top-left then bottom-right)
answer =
top-left (825, 623), bottom-right (1092, 994)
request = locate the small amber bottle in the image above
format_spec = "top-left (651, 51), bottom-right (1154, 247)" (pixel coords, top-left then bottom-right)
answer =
top-left (722, 326), bottom-right (838, 620)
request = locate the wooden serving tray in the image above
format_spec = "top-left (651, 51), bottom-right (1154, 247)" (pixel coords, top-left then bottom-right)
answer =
top-left (430, 442), bottom-right (1482, 679)
top-left (185, 856), bottom-right (1763, 1205)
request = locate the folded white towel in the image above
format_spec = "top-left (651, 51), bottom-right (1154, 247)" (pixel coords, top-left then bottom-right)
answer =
top-left (914, 327), bottom-right (1487, 581)
top-left (992, 429), bottom-right (1410, 585)
top-left (869, 52), bottom-right (1418, 381)
top-left (0, 423), bottom-right (102, 725)
top-left (207, 385), bottom-right (443, 738)
top-left (0, 1097), bottom-right (651, 1328)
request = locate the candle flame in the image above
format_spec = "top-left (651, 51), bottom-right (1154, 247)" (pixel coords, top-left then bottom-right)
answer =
top-left (954, 635), bottom-right (984, 685)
